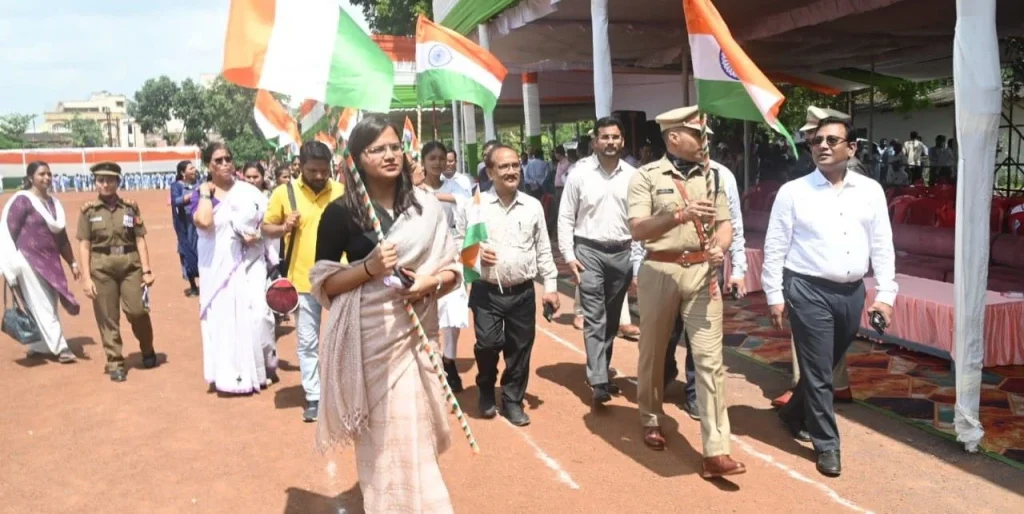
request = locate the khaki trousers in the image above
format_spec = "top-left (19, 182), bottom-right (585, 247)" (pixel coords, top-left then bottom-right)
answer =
top-left (637, 260), bottom-right (730, 457)
top-left (791, 339), bottom-right (849, 389)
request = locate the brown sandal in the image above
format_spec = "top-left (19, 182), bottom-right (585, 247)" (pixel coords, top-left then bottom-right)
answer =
top-left (644, 427), bottom-right (666, 451)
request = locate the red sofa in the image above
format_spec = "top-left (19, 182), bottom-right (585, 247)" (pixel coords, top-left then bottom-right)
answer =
top-left (742, 210), bottom-right (1024, 292)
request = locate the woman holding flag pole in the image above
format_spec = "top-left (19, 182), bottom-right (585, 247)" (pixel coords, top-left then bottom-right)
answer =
top-left (311, 116), bottom-right (468, 513)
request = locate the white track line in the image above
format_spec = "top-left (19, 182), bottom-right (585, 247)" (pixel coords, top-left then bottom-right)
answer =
top-left (503, 418), bottom-right (581, 490)
top-left (582, 348), bottom-right (870, 513)
top-left (537, 326), bottom-right (586, 357)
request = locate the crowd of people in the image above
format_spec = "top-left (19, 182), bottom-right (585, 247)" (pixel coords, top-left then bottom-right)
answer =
top-left (1, 103), bottom-right (899, 511)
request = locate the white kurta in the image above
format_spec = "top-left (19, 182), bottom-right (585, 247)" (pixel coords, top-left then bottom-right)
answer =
top-left (197, 182), bottom-right (277, 394)
top-left (436, 178), bottom-right (471, 330)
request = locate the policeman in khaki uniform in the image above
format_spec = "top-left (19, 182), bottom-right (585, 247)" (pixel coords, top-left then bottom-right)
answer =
top-left (77, 162), bottom-right (157, 382)
top-left (627, 106), bottom-right (745, 478)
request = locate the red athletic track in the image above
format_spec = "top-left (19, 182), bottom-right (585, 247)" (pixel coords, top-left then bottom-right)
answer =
top-left (1, 190), bottom-right (1021, 513)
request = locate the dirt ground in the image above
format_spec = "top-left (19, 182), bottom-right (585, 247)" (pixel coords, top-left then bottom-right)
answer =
top-left (0, 189), bottom-right (1021, 514)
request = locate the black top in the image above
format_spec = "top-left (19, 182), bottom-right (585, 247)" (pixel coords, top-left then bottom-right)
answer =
top-left (315, 200), bottom-right (397, 263)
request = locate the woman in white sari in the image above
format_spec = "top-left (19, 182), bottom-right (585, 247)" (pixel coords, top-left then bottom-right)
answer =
top-left (192, 143), bottom-right (277, 394)
top-left (311, 116), bottom-right (462, 513)
top-left (0, 161), bottom-right (81, 362)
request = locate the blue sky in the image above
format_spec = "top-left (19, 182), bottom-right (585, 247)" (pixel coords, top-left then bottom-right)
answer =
top-left (0, 0), bottom-right (369, 127)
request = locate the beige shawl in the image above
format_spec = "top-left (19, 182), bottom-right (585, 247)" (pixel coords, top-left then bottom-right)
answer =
top-left (310, 190), bottom-right (462, 452)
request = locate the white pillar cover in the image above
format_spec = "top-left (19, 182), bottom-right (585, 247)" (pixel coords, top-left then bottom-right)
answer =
top-left (462, 103), bottom-right (478, 145)
top-left (952, 0), bottom-right (1002, 451)
top-left (452, 100), bottom-right (463, 175)
top-left (478, 24), bottom-right (497, 140)
top-left (523, 81), bottom-right (541, 137)
top-left (591, 0), bottom-right (613, 118)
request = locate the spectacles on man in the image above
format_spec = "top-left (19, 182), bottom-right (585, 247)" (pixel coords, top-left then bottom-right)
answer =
top-left (810, 135), bottom-right (849, 147)
top-left (213, 155), bottom-right (233, 165)
top-left (364, 143), bottom-right (404, 157)
top-left (493, 161), bottom-right (522, 172)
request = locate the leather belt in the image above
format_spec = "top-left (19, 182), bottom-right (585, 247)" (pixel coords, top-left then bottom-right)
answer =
top-left (574, 237), bottom-right (632, 253)
top-left (92, 245), bottom-right (137, 256)
top-left (646, 250), bottom-right (709, 267)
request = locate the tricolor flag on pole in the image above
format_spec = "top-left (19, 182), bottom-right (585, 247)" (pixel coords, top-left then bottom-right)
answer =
top-left (336, 108), bottom-right (358, 142)
top-left (460, 187), bottom-right (489, 283)
top-left (298, 99), bottom-right (327, 135)
top-left (403, 116), bottom-right (420, 155)
top-left (253, 90), bottom-right (301, 149)
top-left (682, 0), bottom-right (795, 151)
top-left (415, 15), bottom-right (508, 113)
top-left (222, 0), bottom-right (394, 112)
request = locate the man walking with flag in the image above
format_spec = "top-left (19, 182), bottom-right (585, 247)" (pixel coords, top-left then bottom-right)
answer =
top-left (629, 106), bottom-right (744, 478)
top-left (455, 144), bottom-right (560, 427)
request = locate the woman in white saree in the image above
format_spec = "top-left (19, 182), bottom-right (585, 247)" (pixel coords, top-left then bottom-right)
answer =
top-left (192, 143), bottom-right (277, 394)
top-left (311, 116), bottom-right (462, 513)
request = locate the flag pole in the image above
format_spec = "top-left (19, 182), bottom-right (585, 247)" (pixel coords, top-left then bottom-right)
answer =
top-left (346, 165), bottom-right (480, 454)
top-left (432, 101), bottom-right (439, 140)
top-left (417, 104), bottom-right (423, 154)
top-left (700, 113), bottom-right (720, 299)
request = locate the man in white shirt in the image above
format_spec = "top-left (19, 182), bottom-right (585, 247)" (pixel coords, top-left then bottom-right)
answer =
top-left (456, 144), bottom-right (560, 427)
top-left (762, 118), bottom-right (897, 477)
top-left (558, 117), bottom-right (641, 405)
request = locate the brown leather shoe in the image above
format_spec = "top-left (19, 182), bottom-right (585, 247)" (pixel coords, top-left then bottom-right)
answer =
top-left (834, 387), bottom-right (854, 403)
top-left (618, 324), bottom-right (640, 340)
top-left (771, 390), bottom-right (793, 408)
top-left (643, 427), bottom-right (666, 451)
top-left (701, 455), bottom-right (747, 479)
top-left (572, 315), bottom-right (584, 330)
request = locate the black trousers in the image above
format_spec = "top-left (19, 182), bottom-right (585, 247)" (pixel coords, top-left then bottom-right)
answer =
top-left (470, 280), bottom-right (536, 405)
top-left (779, 270), bottom-right (865, 452)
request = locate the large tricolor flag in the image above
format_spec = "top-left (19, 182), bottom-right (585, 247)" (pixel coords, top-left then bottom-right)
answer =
top-left (253, 90), bottom-right (301, 149)
top-left (460, 187), bottom-right (488, 283)
top-left (682, 0), bottom-right (795, 150)
top-left (415, 15), bottom-right (508, 113)
top-left (223, 0), bottom-right (395, 112)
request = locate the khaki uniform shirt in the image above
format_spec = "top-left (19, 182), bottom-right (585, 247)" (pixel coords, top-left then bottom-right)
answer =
top-left (77, 197), bottom-right (147, 253)
top-left (627, 156), bottom-right (731, 253)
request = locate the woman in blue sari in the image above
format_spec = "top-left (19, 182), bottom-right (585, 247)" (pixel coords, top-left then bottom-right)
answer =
top-left (171, 160), bottom-right (200, 296)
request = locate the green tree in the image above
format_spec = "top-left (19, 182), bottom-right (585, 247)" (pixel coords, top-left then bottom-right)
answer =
top-left (349, 0), bottom-right (431, 35)
top-left (129, 75), bottom-right (179, 143)
top-left (202, 76), bottom-right (259, 141)
top-left (68, 115), bottom-right (104, 148)
top-left (0, 113), bottom-right (34, 149)
top-left (174, 78), bottom-right (211, 146)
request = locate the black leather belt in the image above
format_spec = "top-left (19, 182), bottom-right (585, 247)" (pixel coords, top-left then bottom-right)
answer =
top-left (474, 280), bottom-right (533, 295)
top-left (575, 237), bottom-right (631, 253)
top-left (92, 245), bottom-right (137, 256)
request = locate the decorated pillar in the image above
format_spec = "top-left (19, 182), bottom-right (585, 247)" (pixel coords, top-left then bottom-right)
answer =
top-left (591, 0), bottom-right (613, 118)
top-left (452, 100), bottom-right (463, 175)
top-left (463, 102), bottom-right (479, 177)
top-left (478, 24), bottom-right (497, 141)
top-left (522, 72), bottom-right (542, 152)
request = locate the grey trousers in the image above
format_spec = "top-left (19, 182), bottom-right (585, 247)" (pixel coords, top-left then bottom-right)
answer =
top-left (779, 271), bottom-right (865, 453)
top-left (576, 243), bottom-right (632, 386)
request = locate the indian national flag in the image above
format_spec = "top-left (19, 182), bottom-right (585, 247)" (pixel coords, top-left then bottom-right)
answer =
top-left (415, 15), bottom-right (508, 113)
top-left (402, 116), bottom-right (420, 154)
top-left (298, 99), bottom-right (327, 135)
top-left (683, 0), bottom-right (795, 149)
top-left (222, 0), bottom-right (394, 112)
top-left (336, 108), bottom-right (358, 142)
top-left (314, 132), bottom-right (337, 151)
top-left (460, 187), bottom-right (488, 283)
top-left (253, 90), bottom-right (301, 149)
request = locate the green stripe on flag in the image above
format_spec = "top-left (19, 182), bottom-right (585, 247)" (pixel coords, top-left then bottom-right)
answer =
top-left (463, 266), bottom-right (481, 284)
top-left (324, 7), bottom-right (395, 112)
top-left (462, 221), bottom-right (488, 248)
top-left (694, 79), bottom-right (764, 123)
top-left (418, 69), bottom-right (500, 113)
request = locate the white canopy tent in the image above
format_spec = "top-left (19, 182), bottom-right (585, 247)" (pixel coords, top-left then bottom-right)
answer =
top-left (433, 0), bottom-right (1021, 451)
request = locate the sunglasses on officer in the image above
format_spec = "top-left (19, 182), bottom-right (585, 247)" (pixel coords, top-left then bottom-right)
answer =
top-left (809, 135), bottom-right (849, 148)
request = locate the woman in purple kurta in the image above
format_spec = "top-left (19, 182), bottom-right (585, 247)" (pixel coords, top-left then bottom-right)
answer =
top-left (0, 162), bottom-right (81, 362)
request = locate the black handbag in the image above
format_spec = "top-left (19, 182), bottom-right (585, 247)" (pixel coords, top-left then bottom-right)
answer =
top-left (2, 283), bottom-right (42, 344)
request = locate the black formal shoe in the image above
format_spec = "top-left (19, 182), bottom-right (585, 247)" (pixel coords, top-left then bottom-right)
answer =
top-left (779, 412), bottom-right (811, 442)
top-left (501, 402), bottom-right (531, 426)
top-left (303, 401), bottom-right (319, 423)
top-left (109, 369), bottom-right (127, 382)
top-left (816, 450), bottom-right (841, 477)
top-left (443, 359), bottom-right (464, 393)
top-left (478, 389), bottom-right (498, 418)
top-left (606, 382), bottom-right (621, 395)
top-left (142, 354), bottom-right (158, 369)
top-left (683, 397), bottom-right (700, 421)
top-left (592, 384), bottom-right (612, 405)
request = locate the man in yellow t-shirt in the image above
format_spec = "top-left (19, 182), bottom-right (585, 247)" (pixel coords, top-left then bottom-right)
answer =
top-left (262, 141), bottom-right (344, 422)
